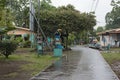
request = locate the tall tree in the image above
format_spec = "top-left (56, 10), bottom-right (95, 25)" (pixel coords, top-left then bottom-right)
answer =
top-left (9, 0), bottom-right (29, 27)
top-left (105, 0), bottom-right (120, 29)
top-left (39, 4), bottom-right (96, 36)
top-left (0, 0), bottom-right (15, 35)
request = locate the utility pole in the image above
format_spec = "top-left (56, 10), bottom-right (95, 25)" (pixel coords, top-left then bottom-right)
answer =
top-left (29, 0), bottom-right (52, 51)
top-left (29, 0), bottom-right (34, 31)
top-left (29, 0), bottom-right (35, 48)
top-left (37, 0), bottom-right (52, 51)
top-left (37, 0), bottom-right (43, 55)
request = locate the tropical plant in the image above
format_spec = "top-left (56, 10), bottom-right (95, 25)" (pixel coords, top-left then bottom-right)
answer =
top-left (0, 40), bottom-right (18, 58)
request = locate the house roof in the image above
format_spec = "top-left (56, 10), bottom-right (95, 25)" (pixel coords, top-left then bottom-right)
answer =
top-left (15, 27), bottom-right (31, 31)
top-left (7, 27), bottom-right (34, 35)
top-left (97, 28), bottom-right (120, 35)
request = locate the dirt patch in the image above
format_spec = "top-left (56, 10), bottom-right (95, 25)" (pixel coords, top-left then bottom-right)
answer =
top-left (0, 60), bottom-right (32, 80)
top-left (111, 61), bottom-right (120, 79)
top-left (0, 48), bottom-right (56, 80)
top-left (0, 48), bottom-right (34, 80)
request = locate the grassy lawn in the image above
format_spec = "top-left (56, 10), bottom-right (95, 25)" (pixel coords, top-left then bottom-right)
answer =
top-left (102, 52), bottom-right (120, 64)
top-left (102, 52), bottom-right (120, 79)
top-left (102, 47), bottom-right (120, 64)
top-left (0, 48), bottom-right (59, 80)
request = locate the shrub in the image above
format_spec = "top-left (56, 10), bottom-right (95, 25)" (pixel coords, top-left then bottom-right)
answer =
top-left (15, 37), bottom-right (23, 43)
top-left (0, 40), bottom-right (18, 58)
top-left (23, 41), bottom-right (31, 48)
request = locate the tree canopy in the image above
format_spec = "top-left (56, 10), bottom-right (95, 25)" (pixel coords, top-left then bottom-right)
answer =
top-left (38, 3), bottom-right (96, 37)
top-left (105, 0), bottom-right (120, 29)
top-left (0, 0), bottom-right (15, 34)
top-left (0, 0), bottom-right (96, 37)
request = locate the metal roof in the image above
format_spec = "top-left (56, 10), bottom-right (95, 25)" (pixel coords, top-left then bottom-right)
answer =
top-left (97, 28), bottom-right (120, 35)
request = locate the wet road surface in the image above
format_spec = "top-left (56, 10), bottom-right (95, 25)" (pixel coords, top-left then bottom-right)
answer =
top-left (31, 46), bottom-right (119, 80)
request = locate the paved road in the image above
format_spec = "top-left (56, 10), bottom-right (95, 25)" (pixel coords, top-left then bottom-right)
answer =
top-left (31, 46), bottom-right (119, 80)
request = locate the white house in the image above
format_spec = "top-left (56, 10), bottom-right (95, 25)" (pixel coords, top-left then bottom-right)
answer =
top-left (97, 28), bottom-right (120, 47)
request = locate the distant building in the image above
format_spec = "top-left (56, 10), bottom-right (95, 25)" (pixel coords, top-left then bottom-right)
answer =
top-left (97, 28), bottom-right (120, 47)
top-left (7, 27), bottom-right (33, 36)
top-left (7, 27), bottom-right (36, 47)
top-left (7, 27), bottom-right (35, 41)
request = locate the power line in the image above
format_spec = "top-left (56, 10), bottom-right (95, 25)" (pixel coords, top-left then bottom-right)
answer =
top-left (90, 0), bottom-right (99, 13)
top-left (90, 0), bottom-right (96, 12)
top-left (94, 0), bottom-right (99, 12)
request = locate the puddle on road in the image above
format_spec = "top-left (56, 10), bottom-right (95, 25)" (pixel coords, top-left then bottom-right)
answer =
top-left (31, 50), bottom-right (82, 80)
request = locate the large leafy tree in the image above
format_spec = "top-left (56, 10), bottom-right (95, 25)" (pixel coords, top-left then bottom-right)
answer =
top-left (0, 0), bottom-right (15, 35)
top-left (38, 3), bottom-right (96, 46)
top-left (3, 0), bottom-right (96, 36)
top-left (34, 0), bottom-right (57, 34)
top-left (105, 0), bottom-right (120, 29)
top-left (39, 4), bottom-right (96, 37)
top-left (1, 0), bottom-right (96, 43)
top-left (9, 0), bottom-right (54, 28)
top-left (7, 0), bottom-right (29, 27)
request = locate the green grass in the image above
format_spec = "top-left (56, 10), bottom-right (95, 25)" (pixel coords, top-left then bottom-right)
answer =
top-left (110, 47), bottom-right (120, 50)
top-left (102, 52), bottom-right (120, 79)
top-left (3, 72), bottom-right (18, 78)
top-left (20, 54), bottom-right (59, 76)
top-left (0, 54), bottom-right (23, 62)
top-left (102, 52), bottom-right (120, 64)
top-left (0, 48), bottom-right (59, 76)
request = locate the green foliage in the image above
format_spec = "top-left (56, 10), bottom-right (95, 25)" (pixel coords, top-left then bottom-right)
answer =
top-left (0, 9), bottom-right (15, 27)
top-left (0, 0), bottom-right (15, 36)
top-left (39, 4), bottom-right (96, 37)
top-left (68, 33), bottom-right (76, 45)
top-left (96, 26), bottom-right (104, 32)
top-left (6, 0), bottom-right (54, 27)
top-left (105, 0), bottom-right (120, 29)
top-left (40, 0), bottom-right (56, 10)
top-left (0, 27), bottom-right (16, 35)
top-left (23, 41), bottom-right (31, 48)
top-left (15, 37), bottom-right (23, 43)
top-left (0, 0), bottom-right (15, 28)
top-left (0, 48), bottom-right (59, 77)
top-left (1, 0), bottom-right (96, 46)
top-left (3, 72), bottom-right (18, 78)
top-left (0, 0), bottom-right (6, 8)
top-left (2, 0), bottom-right (96, 37)
top-left (0, 40), bottom-right (18, 58)
top-left (2, 0), bottom-right (29, 27)
top-left (102, 52), bottom-right (120, 64)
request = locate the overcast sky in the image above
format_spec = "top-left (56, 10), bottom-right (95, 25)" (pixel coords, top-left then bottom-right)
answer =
top-left (51, 0), bottom-right (113, 29)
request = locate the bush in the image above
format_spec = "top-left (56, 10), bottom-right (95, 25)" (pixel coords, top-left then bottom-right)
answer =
top-left (15, 37), bottom-right (23, 43)
top-left (0, 40), bottom-right (18, 58)
top-left (23, 41), bottom-right (31, 48)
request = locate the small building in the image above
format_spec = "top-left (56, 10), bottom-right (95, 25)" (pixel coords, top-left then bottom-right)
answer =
top-left (7, 27), bottom-right (36, 47)
top-left (7, 27), bottom-right (33, 37)
top-left (7, 27), bottom-right (35, 41)
top-left (7, 27), bottom-right (35, 43)
top-left (97, 28), bottom-right (120, 47)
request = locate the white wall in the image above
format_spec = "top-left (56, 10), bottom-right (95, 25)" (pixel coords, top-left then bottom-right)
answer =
top-left (99, 34), bottom-right (119, 47)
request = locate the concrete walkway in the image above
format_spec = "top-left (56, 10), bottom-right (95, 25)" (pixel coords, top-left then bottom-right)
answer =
top-left (31, 46), bottom-right (119, 80)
